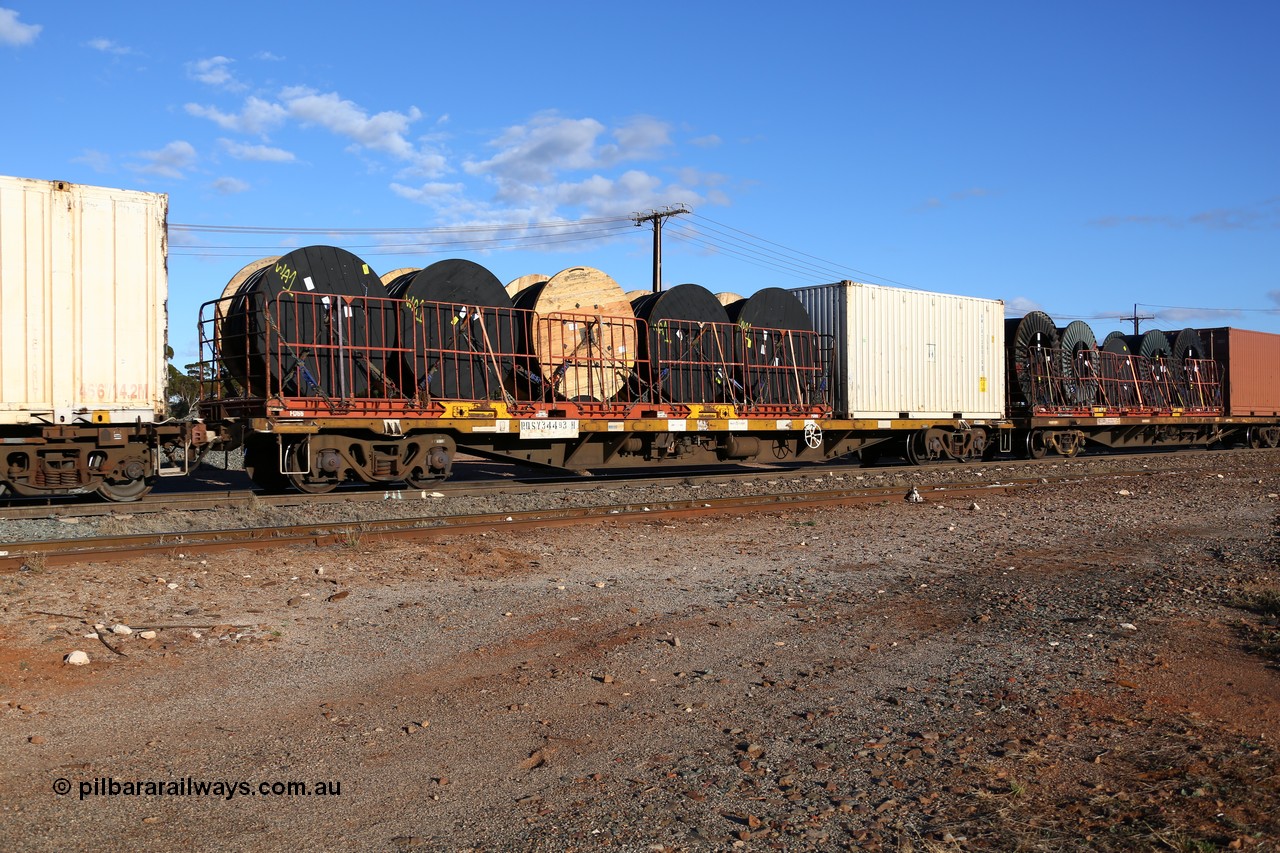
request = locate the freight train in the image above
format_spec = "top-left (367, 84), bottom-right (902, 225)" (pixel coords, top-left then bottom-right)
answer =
top-left (2, 175), bottom-right (1278, 501)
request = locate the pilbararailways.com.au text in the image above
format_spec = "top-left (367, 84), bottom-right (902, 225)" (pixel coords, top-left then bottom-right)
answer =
top-left (54, 777), bottom-right (342, 801)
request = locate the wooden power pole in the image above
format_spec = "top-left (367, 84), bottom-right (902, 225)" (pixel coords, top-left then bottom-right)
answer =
top-left (633, 206), bottom-right (689, 292)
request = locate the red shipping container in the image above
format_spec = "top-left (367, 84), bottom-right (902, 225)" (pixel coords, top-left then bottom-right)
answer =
top-left (1202, 327), bottom-right (1280, 416)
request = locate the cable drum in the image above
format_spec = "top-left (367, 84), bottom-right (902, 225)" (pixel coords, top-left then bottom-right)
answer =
top-left (1005, 311), bottom-right (1059, 407)
top-left (505, 273), bottom-right (549, 300)
top-left (1165, 327), bottom-right (1208, 407)
top-left (725, 288), bottom-right (818, 406)
top-left (386, 259), bottom-right (519, 401)
top-left (1057, 320), bottom-right (1099, 405)
top-left (515, 266), bottom-right (638, 401)
top-left (1129, 329), bottom-right (1172, 407)
top-left (631, 284), bottom-right (733, 403)
top-left (1098, 331), bottom-right (1137, 407)
top-left (219, 246), bottom-right (387, 399)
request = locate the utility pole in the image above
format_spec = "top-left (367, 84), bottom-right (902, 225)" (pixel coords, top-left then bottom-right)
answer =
top-left (633, 205), bottom-right (689, 292)
top-left (1123, 303), bottom-right (1156, 335)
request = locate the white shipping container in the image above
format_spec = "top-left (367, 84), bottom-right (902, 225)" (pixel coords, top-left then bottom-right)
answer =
top-left (791, 281), bottom-right (1005, 419)
top-left (0, 176), bottom-right (168, 425)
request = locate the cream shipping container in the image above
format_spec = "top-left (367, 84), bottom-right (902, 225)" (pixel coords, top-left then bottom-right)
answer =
top-left (790, 281), bottom-right (1005, 420)
top-left (0, 176), bottom-right (168, 425)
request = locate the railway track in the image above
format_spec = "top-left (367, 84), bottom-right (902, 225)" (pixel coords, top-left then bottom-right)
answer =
top-left (0, 476), bottom-right (1028, 571)
top-left (0, 445), bottom-right (1241, 522)
top-left (2, 448), bottom-right (1271, 571)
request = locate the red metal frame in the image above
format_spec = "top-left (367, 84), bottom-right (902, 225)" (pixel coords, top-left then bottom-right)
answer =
top-left (1017, 347), bottom-right (1223, 417)
top-left (199, 294), bottom-right (830, 421)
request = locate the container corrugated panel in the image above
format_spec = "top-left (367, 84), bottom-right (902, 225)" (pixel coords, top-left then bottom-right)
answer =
top-left (0, 176), bottom-right (168, 425)
top-left (791, 281), bottom-right (1005, 419)
top-left (1202, 327), bottom-right (1280, 416)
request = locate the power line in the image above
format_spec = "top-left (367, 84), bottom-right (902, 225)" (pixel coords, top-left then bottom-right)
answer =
top-left (169, 223), bottom-right (636, 255)
top-left (1139, 302), bottom-right (1280, 314)
top-left (688, 212), bottom-right (919, 288)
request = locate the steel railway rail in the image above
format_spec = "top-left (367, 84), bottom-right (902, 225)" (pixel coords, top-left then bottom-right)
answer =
top-left (0, 477), bottom-right (1034, 571)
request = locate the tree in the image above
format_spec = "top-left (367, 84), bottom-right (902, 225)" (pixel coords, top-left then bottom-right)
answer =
top-left (164, 346), bottom-right (209, 418)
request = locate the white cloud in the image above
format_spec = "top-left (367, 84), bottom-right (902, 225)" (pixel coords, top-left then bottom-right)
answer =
top-left (219, 138), bottom-right (295, 162)
top-left (1005, 297), bottom-right (1042, 316)
top-left (212, 177), bottom-right (250, 194)
top-left (131, 140), bottom-right (197, 180)
top-left (187, 56), bottom-right (244, 90)
top-left (465, 115), bottom-right (606, 183)
top-left (0, 7), bottom-right (40, 46)
top-left (1157, 306), bottom-right (1242, 323)
top-left (389, 181), bottom-right (466, 203)
top-left (254, 51), bottom-right (284, 61)
top-left (280, 86), bottom-right (422, 160)
top-left (87, 37), bottom-right (132, 55)
top-left (917, 187), bottom-right (992, 212)
top-left (603, 116), bottom-right (672, 163)
top-left (72, 149), bottom-right (113, 173)
top-left (185, 96), bottom-right (287, 135)
top-left (690, 134), bottom-right (722, 148)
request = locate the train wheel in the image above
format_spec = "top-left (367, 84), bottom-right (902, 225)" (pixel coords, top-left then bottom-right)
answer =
top-left (1026, 430), bottom-right (1048, 459)
top-left (904, 433), bottom-right (924, 466)
top-left (285, 443), bottom-right (338, 495)
top-left (404, 469), bottom-right (440, 489)
top-left (97, 476), bottom-right (154, 502)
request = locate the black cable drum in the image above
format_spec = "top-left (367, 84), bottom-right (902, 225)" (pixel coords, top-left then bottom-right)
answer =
top-left (1005, 311), bottom-right (1059, 407)
top-left (1128, 329), bottom-right (1171, 407)
top-left (386, 259), bottom-right (519, 401)
top-left (724, 288), bottom-right (817, 406)
top-left (1057, 320), bottom-right (1099, 405)
top-left (220, 246), bottom-right (387, 399)
top-left (631, 284), bottom-right (732, 403)
top-left (1165, 327), bottom-right (1208, 407)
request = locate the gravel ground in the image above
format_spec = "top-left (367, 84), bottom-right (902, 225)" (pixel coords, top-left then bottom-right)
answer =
top-left (0, 450), bottom-right (1278, 851)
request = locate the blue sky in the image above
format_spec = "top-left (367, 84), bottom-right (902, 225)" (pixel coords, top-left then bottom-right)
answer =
top-left (2, 1), bottom-right (1277, 362)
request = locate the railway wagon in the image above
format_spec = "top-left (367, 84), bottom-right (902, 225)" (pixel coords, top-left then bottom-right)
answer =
top-left (792, 281), bottom-right (1006, 464)
top-left (1001, 313), bottom-right (1280, 456)
top-left (0, 176), bottom-right (202, 499)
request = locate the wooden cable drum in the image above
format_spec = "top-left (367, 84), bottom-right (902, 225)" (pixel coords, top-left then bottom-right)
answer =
top-left (519, 266), bottom-right (637, 401)
top-left (214, 256), bottom-right (278, 357)
top-left (385, 259), bottom-right (518, 401)
top-left (1057, 320), bottom-right (1099, 405)
top-left (380, 267), bottom-right (419, 287)
top-left (505, 273), bottom-right (550, 299)
top-left (631, 284), bottom-right (732, 403)
top-left (625, 289), bottom-right (651, 303)
top-left (724, 287), bottom-right (816, 405)
top-left (1005, 311), bottom-right (1059, 406)
top-left (220, 246), bottom-right (386, 399)
top-left (714, 292), bottom-right (744, 307)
